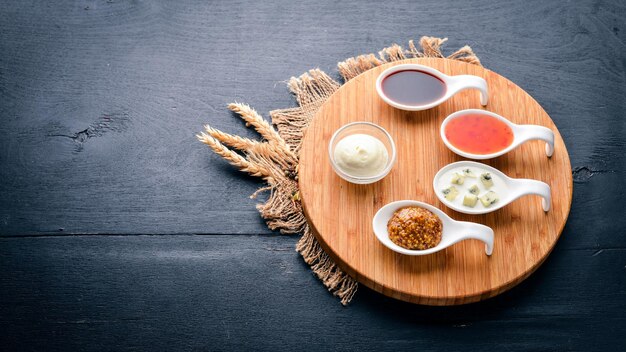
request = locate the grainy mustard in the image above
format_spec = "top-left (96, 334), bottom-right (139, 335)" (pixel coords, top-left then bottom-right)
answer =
top-left (387, 206), bottom-right (442, 250)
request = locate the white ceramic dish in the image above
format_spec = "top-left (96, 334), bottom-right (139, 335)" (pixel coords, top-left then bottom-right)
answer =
top-left (440, 109), bottom-right (555, 160)
top-left (433, 161), bottom-right (551, 215)
top-left (328, 121), bottom-right (397, 184)
top-left (372, 200), bottom-right (494, 256)
top-left (375, 63), bottom-right (488, 111)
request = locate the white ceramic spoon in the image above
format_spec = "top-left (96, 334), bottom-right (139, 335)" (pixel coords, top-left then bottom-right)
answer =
top-left (375, 63), bottom-right (488, 111)
top-left (441, 109), bottom-right (554, 160)
top-left (372, 200), bottom-right (494, 256)
top-left (433, 161), bottom-right (551, 215)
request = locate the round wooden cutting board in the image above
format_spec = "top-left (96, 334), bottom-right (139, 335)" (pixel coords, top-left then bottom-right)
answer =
top-left (298, 58), bottom-right (573, 305)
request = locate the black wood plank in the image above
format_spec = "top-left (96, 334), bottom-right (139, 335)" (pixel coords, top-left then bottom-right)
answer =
top-left (0, 235), bottom-right (624, 351)
top-left (1, 0), bottom-right (625, 240)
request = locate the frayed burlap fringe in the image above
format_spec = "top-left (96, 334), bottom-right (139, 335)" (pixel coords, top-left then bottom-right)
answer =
top-left (338, 37), bottom-right (481, 81)
top-left (198, 36), bottom-right (481, 305)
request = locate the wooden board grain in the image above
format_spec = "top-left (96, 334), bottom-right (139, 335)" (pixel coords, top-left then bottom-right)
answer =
top-left (299, 58), bottom-right (573, 305)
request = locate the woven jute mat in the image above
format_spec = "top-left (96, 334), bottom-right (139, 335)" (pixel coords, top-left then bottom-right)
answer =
top-left (198, 36), bottom-right (481, 305)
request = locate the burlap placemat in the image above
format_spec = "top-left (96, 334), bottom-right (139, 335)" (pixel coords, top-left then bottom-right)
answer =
top-left (198, 36), bottom-right (481, 305)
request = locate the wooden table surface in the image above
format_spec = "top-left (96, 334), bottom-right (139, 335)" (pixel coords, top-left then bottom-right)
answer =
top-left (0, 0), bottom-right (624, 351)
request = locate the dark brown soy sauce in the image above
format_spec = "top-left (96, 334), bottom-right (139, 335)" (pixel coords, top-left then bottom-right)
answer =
top-left (381, 70), bottom-right (447, 106)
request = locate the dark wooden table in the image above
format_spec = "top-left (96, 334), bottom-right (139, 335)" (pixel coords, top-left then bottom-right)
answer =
top-left (1, 1), bottom-right (625, 351)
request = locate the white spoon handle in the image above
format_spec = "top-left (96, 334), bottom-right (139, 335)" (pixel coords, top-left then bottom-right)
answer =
top-left (448, 75), bottom-right (489, 106)
top-left (516, 124), bottom-right (555, 157)
top-left (513, 179), bottom-right (551, 212)
top-left (456, 221), bottom-right (494, 256)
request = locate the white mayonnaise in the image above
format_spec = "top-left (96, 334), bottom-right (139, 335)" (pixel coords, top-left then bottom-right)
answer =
top-left (333, 134), bottom-right (389, 177)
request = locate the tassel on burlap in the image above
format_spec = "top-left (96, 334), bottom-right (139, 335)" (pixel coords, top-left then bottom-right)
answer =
top-left (338, 36), bottom-right (481, 81)
top-left (198, 36), bottom-right (481, 305)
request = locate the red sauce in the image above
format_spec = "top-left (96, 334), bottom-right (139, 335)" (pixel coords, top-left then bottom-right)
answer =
top-left (444, 113), bottom-right (514, 155)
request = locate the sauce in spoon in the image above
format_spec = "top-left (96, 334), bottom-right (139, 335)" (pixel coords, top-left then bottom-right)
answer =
top-left (381, 70), bottom-right (447, 106)
top-left (444, 113), bottom-right (514, 155)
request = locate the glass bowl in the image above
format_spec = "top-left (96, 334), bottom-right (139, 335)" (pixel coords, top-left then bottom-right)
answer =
top-left (328, 121), bottom-right (396, 184)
